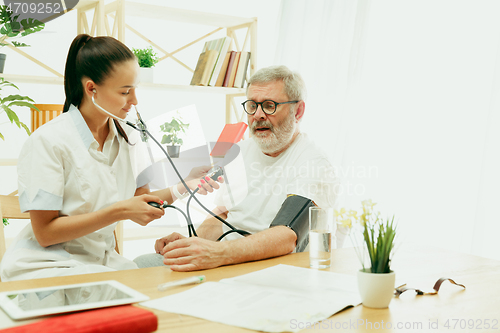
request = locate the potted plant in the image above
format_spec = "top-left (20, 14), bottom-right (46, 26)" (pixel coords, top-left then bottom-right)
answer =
top-left (0, 77), bottom-right (39, 140)
top-left (335, 200), bottom-right (397, 308)
top-left (0, 5), bottom-right (45, 72)
top-left (160, 116), bottom-right (189, 158)
top-left (132, 46), bottom-right (159, 83)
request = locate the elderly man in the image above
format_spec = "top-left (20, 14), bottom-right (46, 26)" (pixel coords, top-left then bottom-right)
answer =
top-left (135, 65), bottom-right (337, 271)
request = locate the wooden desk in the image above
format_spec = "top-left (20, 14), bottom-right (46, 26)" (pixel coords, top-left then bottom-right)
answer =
top-left (1, 244), bottom-right (500, 332)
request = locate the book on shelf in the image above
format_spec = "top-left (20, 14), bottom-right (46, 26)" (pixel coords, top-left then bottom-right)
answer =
top-left (226, 51), bottom-right (241, 87)
top-left (210, 122), bottom-right (248, 157)
top-left (214, 52), bottom-right (231, 87)
top-left (1, 305), bottom-right (158, 333)
top-left (190, 37), bottom-right (226, 86)
top-left (208, 36), bottom-right (232, 86)
top-left (190, 49), bottom-right (219, 86)
top-left (222, 51), bottom-right (237, 87)
top-left (233, 51), bottom-right (251, 88)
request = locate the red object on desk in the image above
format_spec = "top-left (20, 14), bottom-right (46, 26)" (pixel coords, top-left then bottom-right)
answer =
top-left (1, 305), bottom-right (158, 333)
top-left (210, 122), bottom-right (248, 157)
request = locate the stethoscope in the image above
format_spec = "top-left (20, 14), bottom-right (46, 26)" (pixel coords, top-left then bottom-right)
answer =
top-left (91, 90), bottom-right (250, 240)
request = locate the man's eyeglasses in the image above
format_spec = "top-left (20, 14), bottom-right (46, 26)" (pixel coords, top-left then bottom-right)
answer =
top-left (241, 100), bottom-right (299, 115)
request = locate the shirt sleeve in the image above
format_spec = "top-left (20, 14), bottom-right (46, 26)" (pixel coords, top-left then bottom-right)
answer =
top-left (17, 134), bottom-right (64, 212)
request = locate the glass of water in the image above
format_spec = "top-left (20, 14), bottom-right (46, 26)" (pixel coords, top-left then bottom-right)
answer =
top-left (309, 207), bottom-right (334, 269)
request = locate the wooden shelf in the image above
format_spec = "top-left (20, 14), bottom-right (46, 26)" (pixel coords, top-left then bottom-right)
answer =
top-left (121, 1), bottom-right (255, 28)
top-left (0, 74), bottom-right (245, 95)
top-left (0, 74), bottom-right (63, 85)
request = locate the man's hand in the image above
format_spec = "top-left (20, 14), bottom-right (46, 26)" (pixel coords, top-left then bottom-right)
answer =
top-left (154, 232), bottom-right (185, 254)
top-left (160, 236), bottom-right (228, 272)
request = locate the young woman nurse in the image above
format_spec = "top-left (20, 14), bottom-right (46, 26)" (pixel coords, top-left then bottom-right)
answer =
top-left (0, 34), bottom-right (220, 281)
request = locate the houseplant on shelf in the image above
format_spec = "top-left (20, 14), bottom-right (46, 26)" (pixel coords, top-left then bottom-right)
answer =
top-left (0, 5), bottom-right (45, 72)
top-left (132, 46), bottom-right (159, 83)
top-left (160, 116), bottom-right (189, 158)
top-left (335, 199), bottom-right (397, 308)
top-left (0, 77), bottom-right (39, 140)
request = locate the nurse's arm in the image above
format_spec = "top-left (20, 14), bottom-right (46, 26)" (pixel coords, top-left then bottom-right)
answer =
top-left (30, 193), bottom-right (164, 247)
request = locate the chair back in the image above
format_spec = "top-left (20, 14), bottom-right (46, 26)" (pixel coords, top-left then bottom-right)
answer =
top-left (0, 194), bottom-right (29, 262)
top-left (31, 104), bottom-right (63, 133)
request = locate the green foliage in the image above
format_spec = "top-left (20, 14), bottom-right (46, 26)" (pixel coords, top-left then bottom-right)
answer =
top-left (0, 6), bottom-right (43, 140)
top-left (0, 5), bottom-right (45, 47)
top-left (2, 218), bottom-right (8, 226)
top-left (0, 77), bottom-right (39, 140)
top-left (335, 200), bottom-right (397, 273)
top-left (160, 117), bottom-right (189, 146)
top-left (132, 46), bottom-right (159, 68)
top-left (362, 215), bottom-right (396, 273)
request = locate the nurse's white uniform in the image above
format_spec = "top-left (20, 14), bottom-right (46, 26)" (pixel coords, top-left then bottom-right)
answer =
top-left (0, 105), bottom-right (140, 281)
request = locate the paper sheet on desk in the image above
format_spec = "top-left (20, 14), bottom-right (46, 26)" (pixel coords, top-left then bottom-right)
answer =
top-left (140, 264), bottom-right (361, 332)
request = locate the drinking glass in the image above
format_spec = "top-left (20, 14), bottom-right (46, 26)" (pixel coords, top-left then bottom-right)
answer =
top-left (309, 207), bottom-right (334, 269)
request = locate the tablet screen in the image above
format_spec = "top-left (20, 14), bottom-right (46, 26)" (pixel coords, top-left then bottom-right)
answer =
top-left (0, 280), bottom-right (149, 320)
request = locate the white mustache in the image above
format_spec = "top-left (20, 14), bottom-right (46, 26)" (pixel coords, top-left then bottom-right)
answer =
top-left (251, 121), bottom-right (274, 132)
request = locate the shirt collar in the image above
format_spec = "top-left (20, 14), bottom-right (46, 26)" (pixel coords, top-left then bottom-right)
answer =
top-left (68, 104), bottom-right (94, 149)
top-left (107, 117), bottom-right (119, 141)
top-left (68, 104), bottom-right (120, 150)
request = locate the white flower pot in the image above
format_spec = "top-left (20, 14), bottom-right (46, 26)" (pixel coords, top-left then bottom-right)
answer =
top-left (139, 67), bottom-right (153, 83)
top-left (357, 269), bottom-right (395, 308)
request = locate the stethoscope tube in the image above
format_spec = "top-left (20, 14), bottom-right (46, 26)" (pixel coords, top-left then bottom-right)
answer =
top-left (91, 93), bottom-right (250, 239)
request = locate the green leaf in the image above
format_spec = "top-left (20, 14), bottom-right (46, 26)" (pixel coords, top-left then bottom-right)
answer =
top-left (132, 46), bottom-right (159, 68)
top-left (161, 134), bottom-right (172, 144)
top-left (0, 132), bottom-right (4, 140)
top-left (20, 122), bottom-right (31, 136)
top-left (20, 18), bottom-right (44, 37)
top-left (11, 41), bottom-right (28, 47)
top-left (4, 106), bottom-right (19, 124)
top-left (3, 94), bottom-right (35, 103)
top-left (7, 101), bottom-right (37, 109)
top-left (0, 80), bottom-right (19, 90)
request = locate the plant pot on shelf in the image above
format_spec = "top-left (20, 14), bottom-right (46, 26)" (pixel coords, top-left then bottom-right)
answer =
top-left (0, 54), bottom-right (6, 73)
top-left (357, 269), bottom-right (395, 308)
top-left (139, 67), bottom-right (153, 83)
top-left (167, 145), bottom-right (180, 158)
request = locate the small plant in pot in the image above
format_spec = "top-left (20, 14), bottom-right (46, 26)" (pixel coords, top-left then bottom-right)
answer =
top-left (335, 200), bottom-right (397, 308)
top-left (132, 46), bottom-right (159, 83)
top-left (160, 117), bottom-right (189, 158)
top-left (0, 5), bottom-right (45, 73)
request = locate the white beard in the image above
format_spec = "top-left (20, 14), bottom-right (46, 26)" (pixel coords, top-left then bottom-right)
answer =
top-left (251, 110), bottom-right (296, 155)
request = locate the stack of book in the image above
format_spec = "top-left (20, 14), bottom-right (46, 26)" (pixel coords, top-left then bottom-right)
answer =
top-left (190, 37), bottom-right (251, 88)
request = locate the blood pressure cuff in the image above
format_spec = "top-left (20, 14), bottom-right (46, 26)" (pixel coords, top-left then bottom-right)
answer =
top-left (269, 194), bottom-right (317, 252)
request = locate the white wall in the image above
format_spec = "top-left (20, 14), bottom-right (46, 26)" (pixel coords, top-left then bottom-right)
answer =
top-left (284, 0), bottom-right (500, 259)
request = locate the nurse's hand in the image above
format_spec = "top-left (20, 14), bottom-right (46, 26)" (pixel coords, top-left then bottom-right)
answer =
top-left (174, 165), bottom-right (225, 197)
top-left (120, 194), bottom-right (165, 226)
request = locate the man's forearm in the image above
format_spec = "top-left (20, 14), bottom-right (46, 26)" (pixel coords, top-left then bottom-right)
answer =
top-left (221, 226), bottom-right (297, 265)
top-left (196, 210), bottom-right (227, 241)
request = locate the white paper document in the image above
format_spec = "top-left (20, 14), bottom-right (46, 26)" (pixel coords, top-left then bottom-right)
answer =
top-left (140, 264), bottom-right (361, 332)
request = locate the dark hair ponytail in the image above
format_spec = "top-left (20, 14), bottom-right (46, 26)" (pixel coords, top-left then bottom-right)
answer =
top-left (63, 34), bottom-right (136, 142)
